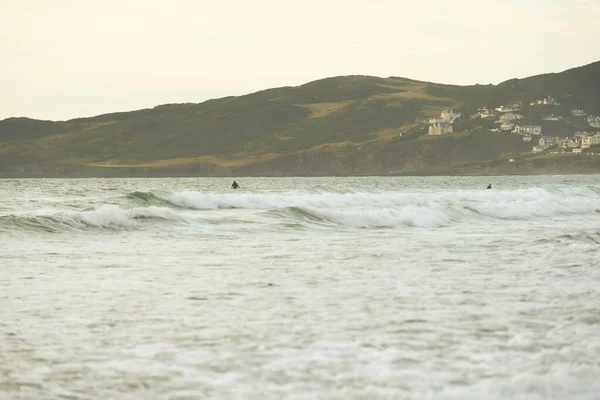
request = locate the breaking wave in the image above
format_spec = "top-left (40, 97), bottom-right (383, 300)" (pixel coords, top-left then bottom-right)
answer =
top-left (158, 187), bottom-right (600, 228)
top-left (0, 205), bottom-right (183, 232)
top-left (4, 186), bottom-right (600, 232)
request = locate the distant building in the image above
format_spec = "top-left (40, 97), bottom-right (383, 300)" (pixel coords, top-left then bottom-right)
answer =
top-left (581, 133), bottom-right (600, 148)
top-left (479, 110), bottom-right (497, 119)
top-left (500, 113), bottom-right (524, 123)
top-left (588, 115), bottom-right (600, 128)
top-left (531, 96), bottom-right (559, 106)
top-left (539, 136), bottom-right (557, 147)
top-left (532, 146), bottom-right (545, 153)
top-left (572, 148), bottom-right (582, 154)
top-left (428, 122), bottom-right (453, 136)
top-left (572, 109), bottom-right (586, 116)
top-left (522, 135), bottom-right (532, 142)
top-left (500, 123), bottom-right (515, 131)
top-left (441, 109), bottom-right (461, 122)
top-left (543, 114), bottom-right (562, 121)
top-left (495, 105), bottom-right (516, 113)
top-left (514, 125), bottom-right (542, 135)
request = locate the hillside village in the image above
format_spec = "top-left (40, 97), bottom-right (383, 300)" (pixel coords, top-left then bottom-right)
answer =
top-left (423, 96), bottom-right (600, 156)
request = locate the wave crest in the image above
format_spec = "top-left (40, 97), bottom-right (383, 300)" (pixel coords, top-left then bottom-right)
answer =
top-left (162, 187), bottom-right (600, 228)
top-left (1, 205), bottom-right (183, 232)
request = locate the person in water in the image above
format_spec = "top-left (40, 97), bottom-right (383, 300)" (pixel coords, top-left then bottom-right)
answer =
top-left (487, 184), bottom-right (492, 189)
top-left (231, 180), bottom-right (239, 189)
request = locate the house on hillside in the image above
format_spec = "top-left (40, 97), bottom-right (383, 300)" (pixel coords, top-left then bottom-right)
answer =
top-left (559, 138), bottom-right (578, 149)
top-left (522, 135), bottom-right (532, 142)
top-left (428, 122), bottom-right (453, 136)
top-left (572, 148), bottom-right (582, 154)
top-left (539, 136), bottom-right (557, 147)
top-left (572, 109), bottom-right (586, 116)
top-left (531, 96), bottom-right (559, 106)
top-left (543, 114), bottom-right (562, 121)
top-left (581, 133), bottom-right (600, 148)
top-left (495, 105), bottom-right (516, 113)
top-left (532, 146), bottom-right (545, 153)
top-left (441, 109), bottom-right (461, 122)
top-left (500, 113), bottom-right (524, 123)
top-left (500, 123), bottom-right (515, 131)
top-left (514, 125), bottom-right (542, 135)
top-left (588, 115), bottom-right (600, 128)
top-left (478, 109), bottom-right (497, 119)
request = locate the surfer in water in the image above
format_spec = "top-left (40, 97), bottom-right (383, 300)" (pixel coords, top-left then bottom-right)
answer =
top-left (231, 180), bottom-right (240, 189)
top-left (487, 184), bottom-right (492, 189)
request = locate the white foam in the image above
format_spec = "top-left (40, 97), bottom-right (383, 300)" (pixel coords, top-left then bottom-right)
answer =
top-left (305, 205), bottom-right (455, 228)
top-left (163, 187), bottom-right (600, 228)
top-left (56, 205), bottom-right (182, 229)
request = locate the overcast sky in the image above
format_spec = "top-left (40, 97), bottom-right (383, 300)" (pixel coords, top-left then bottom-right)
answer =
top-left (1, 0), bottom-right (599, 121)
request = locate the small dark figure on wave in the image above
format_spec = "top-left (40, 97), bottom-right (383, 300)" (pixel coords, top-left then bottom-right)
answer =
top-left (232, 180), bottom-right (240, 189)
top-left (487, 184), bottom-right (492, 189)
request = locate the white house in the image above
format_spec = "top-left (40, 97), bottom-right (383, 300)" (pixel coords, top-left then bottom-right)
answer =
top-left (539, 136), bottom-right (557, 147)
top-left (500, 123), bottom-right (515, 131)
top-left (514, 125), bottom-right (542, 135)
top-left (429, 122), bottom-right (453, 136)
top-left (572, 148), bottom-right (582, 154)
top-left (522, 135), bottom-right (532, 142)
top-left (572, 109), bottom-right (586, 116)
top-left (500, 113), bottom-right (524, 123)
top-left (495, 105), bottom-right (515, 113)
top-left (581, 133), bottom-right (600, 148)
top-left (588, 115), bottom-right (600, 128)
top-left (441, 110), bottom-right (461, 122)
top-left (559, 139), bottom-right (578, 149)
top-left (481, 111), bottom-right (497, 119)
top-left (531, 97), bottom-right (559, 106)
top-left (543, 96), bottom-right (559, 105)
top-left (543, 114), bottom-right (562, 121)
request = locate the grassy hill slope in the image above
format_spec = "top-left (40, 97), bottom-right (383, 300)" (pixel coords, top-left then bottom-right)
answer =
top-left (1, 61), bottom-right (599, 177)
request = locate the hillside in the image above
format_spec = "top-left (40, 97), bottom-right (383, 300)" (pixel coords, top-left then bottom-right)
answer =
top-left (1, 61), bottom-right (600, 177)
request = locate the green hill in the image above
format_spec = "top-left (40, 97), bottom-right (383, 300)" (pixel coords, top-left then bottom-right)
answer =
top-left (1, 61), bottom-right (600, 177)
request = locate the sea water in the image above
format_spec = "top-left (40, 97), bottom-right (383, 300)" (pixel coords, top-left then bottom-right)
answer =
top-left (1, 176), bottom-right (599, 399)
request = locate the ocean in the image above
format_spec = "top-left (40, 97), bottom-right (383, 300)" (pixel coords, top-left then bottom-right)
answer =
top-left (1, 176), bottom-right (599, 400)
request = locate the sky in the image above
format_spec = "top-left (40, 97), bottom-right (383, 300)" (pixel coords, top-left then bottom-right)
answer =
top-left (1, 0), bottom-right (599, 121)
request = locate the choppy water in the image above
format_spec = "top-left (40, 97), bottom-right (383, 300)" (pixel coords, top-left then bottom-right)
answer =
top-left (1, 176), bottom-right (599, 400)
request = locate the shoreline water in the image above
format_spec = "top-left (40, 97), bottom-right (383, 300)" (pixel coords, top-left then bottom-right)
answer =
top-left (2, 176), bottom-right (599, 399)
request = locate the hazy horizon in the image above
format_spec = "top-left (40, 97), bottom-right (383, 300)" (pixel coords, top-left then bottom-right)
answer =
top-left (2, 0), bottom-right (599, 121)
